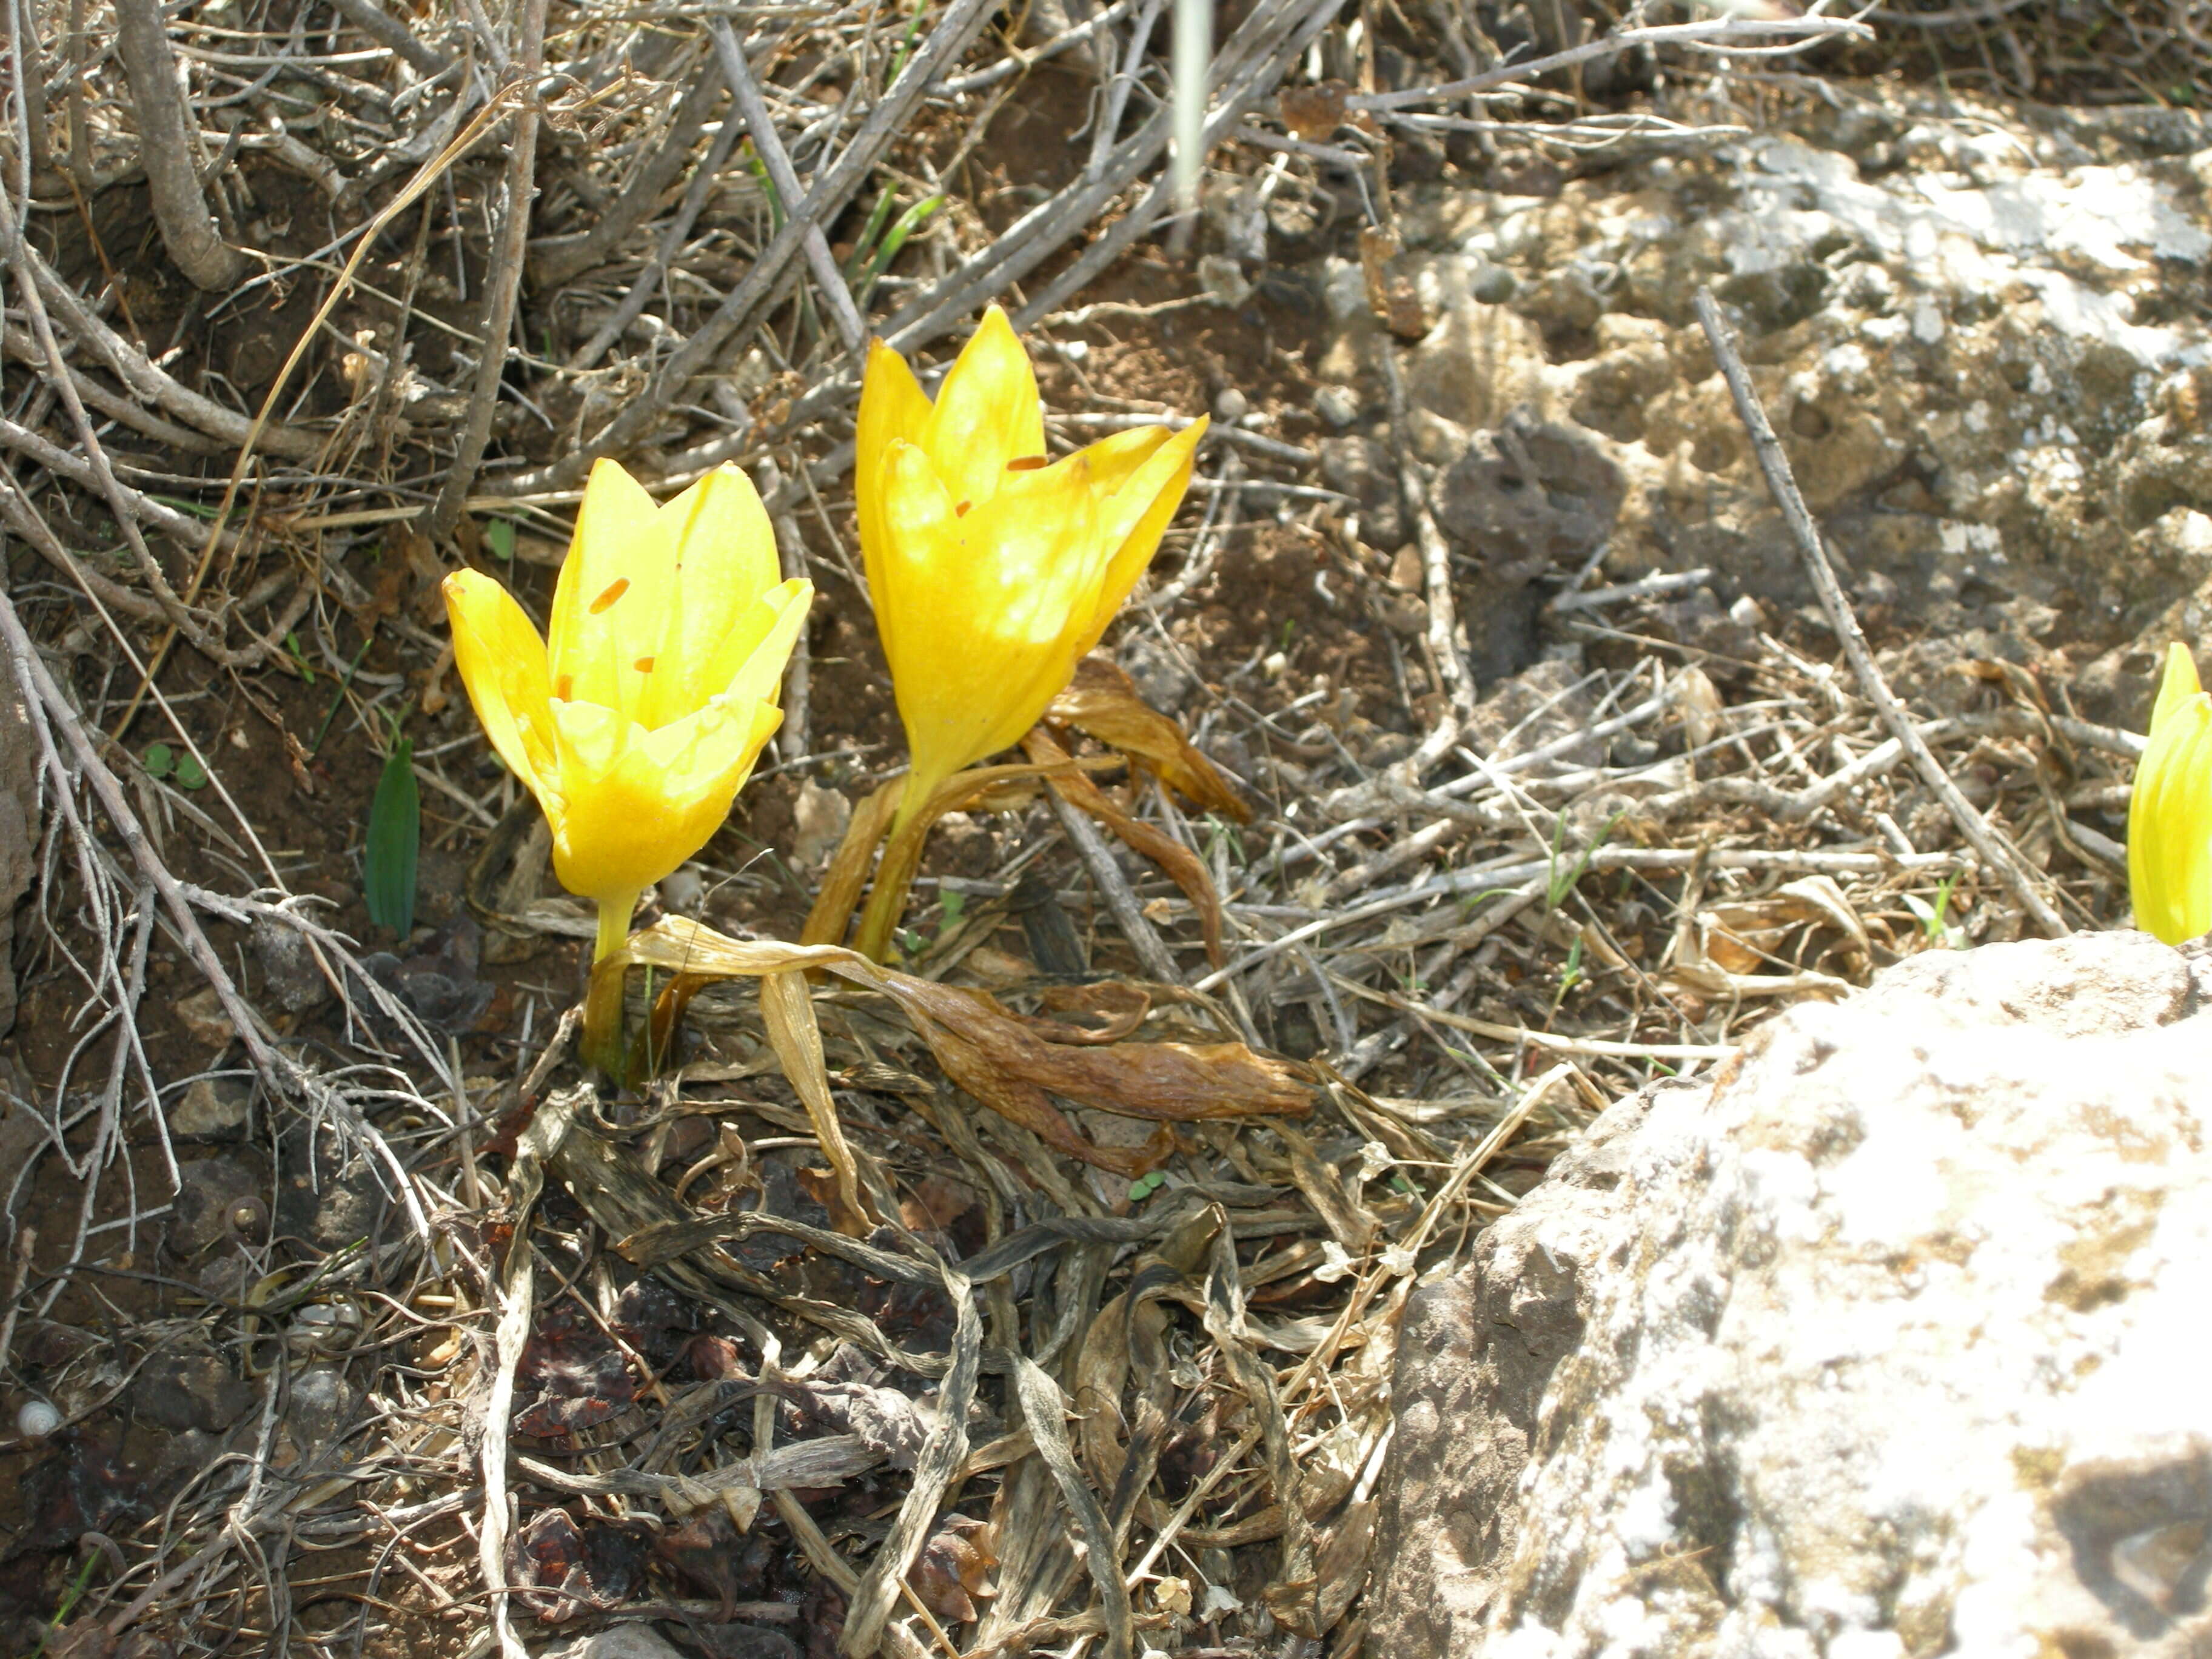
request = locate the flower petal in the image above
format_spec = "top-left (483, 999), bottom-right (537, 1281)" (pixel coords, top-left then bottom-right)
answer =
top-left (857, 338), bottom-right (934, 663)
top-left (877, 442), bottom-right (1105, 782)
top-left (642, 466), bottom-right (784, 727)
top-left (716, 578), bottom-right (814, 710)
top-left (920, 306), bottom-right (1046, 518)
top-left (1072, 416), bottom-right (1207, 659)
top-left (549, 458), bottom-right (669, 719)
top-left (545, 697), bottom-right (780, 903)
top-left (2151, 641), bottom-right (2203, 736)
top-left (443, 570), bottom-right (555, 795)
top-left (2130, 661), bottom-right (2212, 944)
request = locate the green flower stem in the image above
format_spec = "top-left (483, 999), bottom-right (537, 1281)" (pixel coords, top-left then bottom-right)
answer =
top-left (581, 889), bottom-right (641, 1079)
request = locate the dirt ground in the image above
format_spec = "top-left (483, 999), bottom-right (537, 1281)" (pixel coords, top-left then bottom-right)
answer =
top-left (0, 0), bottom-right (2171, 1652)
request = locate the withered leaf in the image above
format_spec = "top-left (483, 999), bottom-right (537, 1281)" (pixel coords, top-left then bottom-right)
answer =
top-left (618, 922), bottom-right (1314, 1176)
top-left (1026, 723), bottom-right (1235, 969)
top-left (910, 1514), bottom-right (995, 1624)
top-left (508, 1506), bottom-right (648, 1622)
top-left (1046, 656), bottom-right (1250, 823)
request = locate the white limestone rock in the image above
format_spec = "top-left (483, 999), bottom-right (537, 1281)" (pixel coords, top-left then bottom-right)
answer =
top-left (1369, 931), bottom-right (2212, 1658)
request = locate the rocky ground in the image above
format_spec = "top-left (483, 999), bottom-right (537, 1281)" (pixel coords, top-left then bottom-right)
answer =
top-left (1289, 91), bottom-right (2211, 725)
top-left (2, 5), bottom-right (2207, 1653)
top-left (1369, 930), bottom-right (2212, 1659)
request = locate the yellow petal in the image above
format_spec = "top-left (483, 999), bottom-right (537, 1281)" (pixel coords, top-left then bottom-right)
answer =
top-left (641, 466), bottom-right (785, 727)
top-left (717, 578), bottom-right (814, 710)
top-left (877, 441), bottom-right (1105, 782)
top-left (2151, 641), bottom-right (2203, 735)
top-left (920, 306), bottom-right (1046, 517)
top-left (2131, 655), bottom-right (2212, 943)
top-left (545, 697), bottom-right (782, 903)
top-left (443, 570), bottom-right (555, 795)
top-left (857, 339), bottom-right (933, 663)
top-left (1072, 417), bottom-right (1207, 659)
top-left (549, 458), bottom-right (669, 719)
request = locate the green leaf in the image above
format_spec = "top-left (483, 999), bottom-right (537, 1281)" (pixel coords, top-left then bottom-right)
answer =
top-left (856, 194), bottom-right (945, 303)
top-left (1128, 1171), bottom-right (1167, 1202)
top-left (173, 753), bottom-right (207, 790)
top-left (142, 743), bottom-right (174, 779)
top-left (364, 738), bottom-right (420, 938)
top-left (939, 889), bottom-right (966, 927)
top-left (285, 629), bottom-right (316, 683)
top-left (484, 518), bottom-right (516, 563)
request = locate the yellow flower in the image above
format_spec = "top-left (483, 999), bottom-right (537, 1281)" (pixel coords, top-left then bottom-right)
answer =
top-left (444, 460), bottom-right (811, 960)
top-left (2130, 642), bottom-right (2212, 944)
top-left (857, 306), bottom-right (1207, 817)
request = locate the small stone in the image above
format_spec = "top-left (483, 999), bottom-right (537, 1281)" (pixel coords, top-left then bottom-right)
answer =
top-left (1212, 386), bottom-right (1249, 423)
top-left (1118, 632), bottom-right (1195, 713)
top-left (659, 866), bottom-right (706, 916)
top-left (169, 1158), bottom-right (264, 1256)
top-left (133, 1350), bottom-right (255, 1433)
top-left (1313, 384), bottom-right (1364, 427)
top-left (541, 1627), bottom-right (690, 1659)
top-left (173, 986), bottom-right (235, 1050)
top-left (1196, 253), bottom-right (1253, 308)
top-left (274, 1123), bottom-right (382, 1251)
top-left (1470, 264), bottom-right (1518, 303)
top-left (688, 1628), bottom-right (800, 1659)
top-left (251, 917), bottom-right (329, 1013)
top-left (170, 1076), bottom-right (250, 1141)
top-left (284, 1364), bottom-right (356, 1464)
top-left (791, 780), bottom-right (853, 870)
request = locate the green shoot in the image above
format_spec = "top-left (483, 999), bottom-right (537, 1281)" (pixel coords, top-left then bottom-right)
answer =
top-left (1547, 810), bottom-right (1623, 910)
top-left (856, 195), bottom-right (944, 305)
top-left (1550, 933), bottom-right (1586, 1014)
top-left (364, 729), bottom-right (420, 939)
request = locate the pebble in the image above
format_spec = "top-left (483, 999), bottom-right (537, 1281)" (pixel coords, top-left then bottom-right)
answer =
top-left (1212, 386), bottom-right (1249, 423)
top-left (541, 1628), bottom-right (689, 1659)
top-left (251, 916), bottom-right (330, 1013)
top-left (1313, 384), bottom-right (1364, 427)
top-left (170, 1076), bottom-right (251, 1141)
top-left (169, 1158), bottom-right (265, 1256)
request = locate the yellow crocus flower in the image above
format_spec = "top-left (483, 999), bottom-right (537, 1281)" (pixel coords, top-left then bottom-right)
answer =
top-left (2129, 641), bottom-right (2212, 944)
top-left (443, 460), bottom-right (811, 961)
top-left (857, 306), bottom-right (1208, 823)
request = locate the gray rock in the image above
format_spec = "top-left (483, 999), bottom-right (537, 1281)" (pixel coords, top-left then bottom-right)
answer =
top-left (1368, 932), bottom-right (2212, 1658)
top-left (133, 1349), bottom-right (256, 1433)
top-left (251, 916), bottom-right (330, 1013)
top-left (1431, 420), bottom-right (1622, 589)
top-left (1313, 384), bottom-right (1365, 427)
top-left (169, 1076), bottom-right (252, 1141)
top-left (540, 1627), bottom-right (689, 1659)
top-left (1318, 435), bottom-right (1405, 551)
top-left (169, 1158), bottom-right (265, 1256)
top-left (1315, 98), bottom-right (2212, 719)
top-left (1118, 631), bottom-right (1196, 715)
top-left (275, 1121), bottom-right (382, 1251)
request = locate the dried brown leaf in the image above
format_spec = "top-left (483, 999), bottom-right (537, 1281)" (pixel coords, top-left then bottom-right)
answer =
top-left (618, 921), bottom-right (1313, 1175)
top-left (1046, 657), bottom-right (1250, 822)
top-left (1025, 724), bottom-right (1233, 968)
